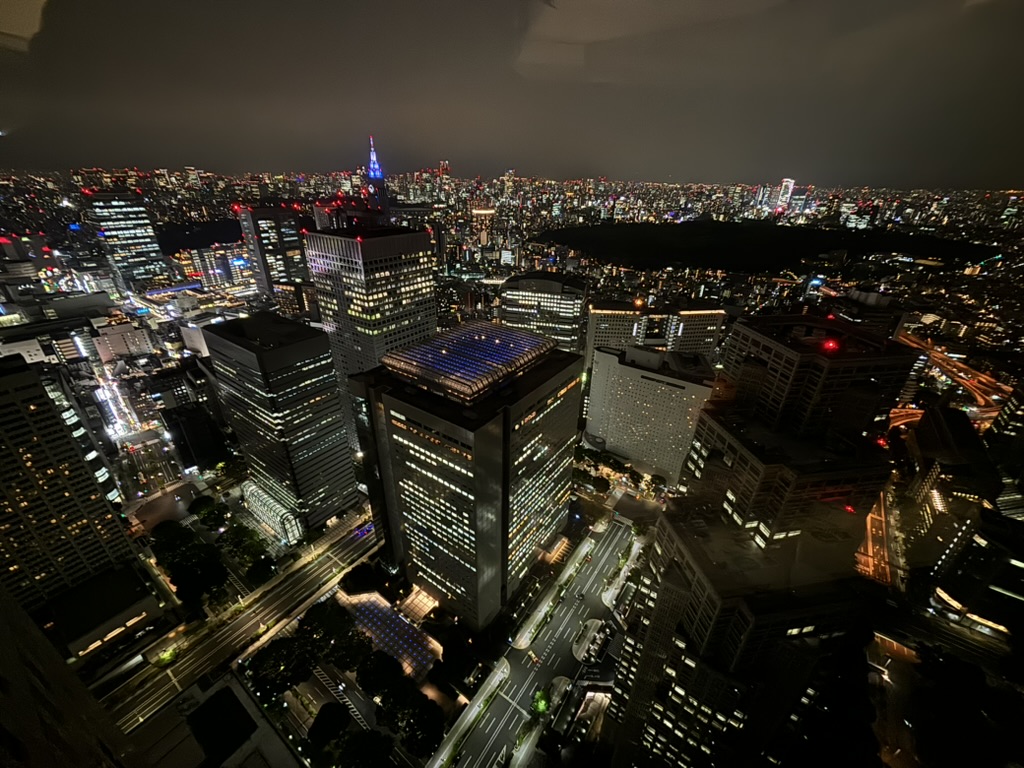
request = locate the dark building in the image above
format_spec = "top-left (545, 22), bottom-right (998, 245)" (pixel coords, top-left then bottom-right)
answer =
top-left (930, 509), bottom-right (1024, 639)
top-left (204, 313), bottom-right (357, 543)
top-left (350, 322), bottom-right (582, 630)
top-left (718, 315), bottom-right (917, 440)
top-left (0, 586), bottom-right (140, 767)
top-left (610, 502), bottom-right (881, 767)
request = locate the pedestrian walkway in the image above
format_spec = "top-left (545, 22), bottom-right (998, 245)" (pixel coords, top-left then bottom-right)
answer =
top-left (339, 592), bottom-right (441, 681)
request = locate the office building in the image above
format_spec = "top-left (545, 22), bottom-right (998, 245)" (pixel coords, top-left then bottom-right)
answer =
top-left (684, 406), bottom-right (889, 547)
top-left (204, 313), bottom-right (357, 543)
top-left (777, 177), bottom-right (795, 209)
top-left (87, 190), bottom-right (169, 291)
top-left (306, 227), bottom-right (436, 447)
top-left (177, 241), bottom-right (250, 291)
top-left (238, 206), bottom-right (308, 297)
top-left (718, 315), bottom-right (917, 438)
top-left (350, 322), bottom-right (582, 630)
top-left (0, 586), bottom-right (139, 767)
top-left (610, 508), bottom-right (878, 767)
top-left (585, 302), bottom-right (727, 372)
top-left (587, 347), bottom-right (715, 484)
top-left (0, 357), bottom-right (133, 610)
top-left (499, 271), bottom-right (587, 352)
top-left (929, 509), bottom-right (1024, 638)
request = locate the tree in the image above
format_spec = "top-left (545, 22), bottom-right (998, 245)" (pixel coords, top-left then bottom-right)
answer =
top-left (592, 475), bottom-right (611, 494)
top-left (650, 474), bottom-right (667, 488)
top-left (247, 636), bottom-right (318, 700)
top-left (219, 524), bottom-right (268, 567)
top-left (306, 702), bottom-right (352, 754)
top-left (198, 502), bottom-right (230, 530)
top-left (150, 521), bottom-right (228, 607)
top-left (329, 730), bottom-right (393, 768)
top-left (400, 695), bottom-right (445, 757)
top-left (356, 650), bottom-right (405, 698)
top-left (245, 556), bottom-right (276, 587)
top-left (187, 495), bottom-right (216, 518)
top-left (299, 601), bottom-right (373, 671)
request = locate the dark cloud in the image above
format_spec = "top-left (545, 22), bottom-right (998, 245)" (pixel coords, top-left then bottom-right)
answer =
top-left (0, 0), bottom-right (1020, 186)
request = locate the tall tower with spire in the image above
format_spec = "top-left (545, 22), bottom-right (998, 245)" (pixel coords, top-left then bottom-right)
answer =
top-left (366, 135), bottom-right (389, 220)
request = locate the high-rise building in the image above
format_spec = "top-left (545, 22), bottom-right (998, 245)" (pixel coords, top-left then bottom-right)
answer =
top-left (177, 241), bottom-right (250, 291)
top-left (585, 302), bottom-right (727, 372)
top-left (0, 357), bottom-right (133, 610)
top-left (237, 206), bottom-right (308, 297)
top-left (499, 271), bottom-right (587, 353)
top-left (777, 178), bottom-right (795, 209)
top-left (610, 508), bottom-right (878, 767)
top-left (306, 227), bottom-right (436, 442)
top-left (718, 315), bottom-right (917, 438)
top-left (365, 135), bottom-right (389, 219)
top-left (86, 190), bottom-right (169, 291)
top-left (203, 313), bottom-right (357, 543)
top-left (587, 347), bottom-right (715, 484)
top-left (0, 586), bottom-right (139, 767)
top-left (349, 322), bottom-right (582, 630)
top-left (684, 406), bottom-right (890, 546)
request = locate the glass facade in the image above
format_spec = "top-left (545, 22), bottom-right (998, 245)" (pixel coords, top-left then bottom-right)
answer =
top-left (205, 314), bottom-right (357, 543)
top-left (88, 192), bottom-right (168, 291)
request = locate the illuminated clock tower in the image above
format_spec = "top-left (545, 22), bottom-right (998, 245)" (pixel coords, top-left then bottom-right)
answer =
top-left (366, 135), bottom-right (389, 220)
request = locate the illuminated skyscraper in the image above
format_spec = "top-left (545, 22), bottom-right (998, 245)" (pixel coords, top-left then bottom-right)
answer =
top-left (238, 205), bottom-right (309, 297)
top-left (366, 135), bottom-right (389, 218)
top-left (204, 313), bottom-right (357, 543)
top-left (306, 227), bottom-right (436, 442)
top-left (0, 357), bottom-right (133, 610)
top-left (499, 271), bottom-right (587, 352)
top-left (350, 322), bottom-right (582, 630)
top-left (86, 190), bottom-right (169, 291)
top-left (777, 178), bottom-right (795, 209)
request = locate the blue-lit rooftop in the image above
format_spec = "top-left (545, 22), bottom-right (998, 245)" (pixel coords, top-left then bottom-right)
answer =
top-left (382, 321), bottom-right (558, 402)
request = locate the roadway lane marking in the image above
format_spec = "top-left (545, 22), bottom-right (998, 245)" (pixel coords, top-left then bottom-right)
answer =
top-left (498, 690), bottom-right (530, 717)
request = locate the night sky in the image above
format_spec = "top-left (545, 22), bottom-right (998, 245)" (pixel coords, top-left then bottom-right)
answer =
top-left (1, 0), bottom-right (1021, 186)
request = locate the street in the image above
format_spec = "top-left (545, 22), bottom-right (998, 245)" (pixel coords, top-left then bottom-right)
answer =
top-left (100, 523), bottom-right (378, 732)
top-left (455, 520), bottom-right (633, 768)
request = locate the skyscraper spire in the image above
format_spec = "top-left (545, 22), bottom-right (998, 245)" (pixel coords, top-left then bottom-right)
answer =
top-left (367, 135), bottom-right (384, 180)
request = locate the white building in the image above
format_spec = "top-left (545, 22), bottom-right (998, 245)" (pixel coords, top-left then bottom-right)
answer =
top-left (587, 347), bottom-right (714, 484)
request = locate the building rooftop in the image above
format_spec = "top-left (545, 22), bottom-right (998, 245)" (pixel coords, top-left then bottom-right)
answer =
top-left (203, 311), bottom-right (322, 352)
top-left (589, 299), bottom-right (725, 315)
top-left (704, 408), bottom-right (886, 472)
top-left (735, 314), bottom-right (916, 359)
top-left (382, 321), bottom-right (558, 402)
top-left (597, 346), bottom-right (715, 385)
top-left (501, 270), bottom-right (587, 292)
top-left (310, 225), bottom-right (422, 241)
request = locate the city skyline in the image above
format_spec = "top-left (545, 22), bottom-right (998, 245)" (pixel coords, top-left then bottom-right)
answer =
top-left (1, 1), bottom-right (1023, 187)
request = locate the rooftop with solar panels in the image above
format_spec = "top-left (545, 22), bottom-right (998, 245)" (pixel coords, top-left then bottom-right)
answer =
top-left (382, 321), bottom-right (558, 403)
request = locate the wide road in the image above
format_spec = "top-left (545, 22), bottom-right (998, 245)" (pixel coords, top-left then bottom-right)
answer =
top-left (101, 526), bottom-right (377, 732)
top-left (457, 520), bottom-right (633, 768)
